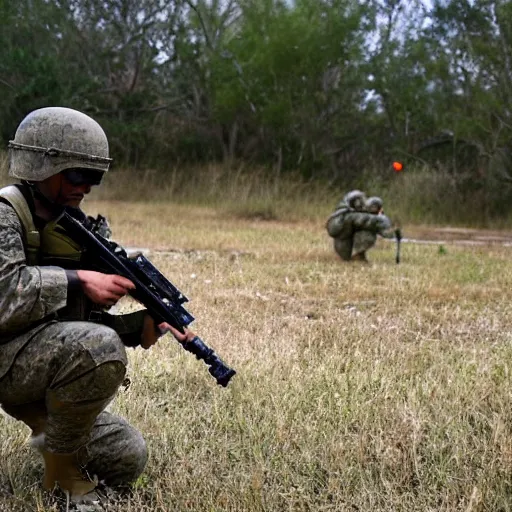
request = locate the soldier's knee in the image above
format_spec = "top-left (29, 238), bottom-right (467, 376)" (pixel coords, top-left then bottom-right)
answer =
top-left (100, 424), bottom-right (148, 486)
top-left (80, 323), bottom-right (128, 367)
top-left (89, 324), bottom-right (125, 353)
top-left (53, 325), bottom-right (127, 402)
top-left (120, 426), bottom-right (148, 483)
top-left (70, 324), bottom-right (127, 393)
top-left (92, 360), bottom-right (127, 395)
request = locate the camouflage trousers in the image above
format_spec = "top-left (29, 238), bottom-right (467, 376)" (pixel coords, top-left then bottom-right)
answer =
top-left (0, 321), bottom-right (147, 486)
top-left (353, 231), bottom-right (378, 256)
top-left (333, 231), bottom-right (377, 261)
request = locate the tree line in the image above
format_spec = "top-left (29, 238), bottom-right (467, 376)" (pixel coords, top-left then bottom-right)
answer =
top-left (1, 0), bottom-right (512, 192)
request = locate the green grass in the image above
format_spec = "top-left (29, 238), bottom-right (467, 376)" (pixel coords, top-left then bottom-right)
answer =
top-left (2, 199), bottom-right (512, 511)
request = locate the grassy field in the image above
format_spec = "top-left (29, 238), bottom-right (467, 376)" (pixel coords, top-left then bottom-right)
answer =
top-left (1, 196), bottom-right (512, 512)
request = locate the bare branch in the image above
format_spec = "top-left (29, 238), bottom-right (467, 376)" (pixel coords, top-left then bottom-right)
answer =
top-left (184, 0), bottom-right (214, 51)
top-left (0, 77), bottom-right (15, 91)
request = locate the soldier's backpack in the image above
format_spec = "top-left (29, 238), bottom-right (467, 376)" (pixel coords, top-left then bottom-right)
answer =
top-left (326, 208), bottom-right (347, 238)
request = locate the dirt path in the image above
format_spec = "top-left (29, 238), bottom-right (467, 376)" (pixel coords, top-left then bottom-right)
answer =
top-left (403, 226), bottom-right (512, 246)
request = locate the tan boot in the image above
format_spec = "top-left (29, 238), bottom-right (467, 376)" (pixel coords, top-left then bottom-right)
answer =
top-left (41, 450), bottom-right (98, 499)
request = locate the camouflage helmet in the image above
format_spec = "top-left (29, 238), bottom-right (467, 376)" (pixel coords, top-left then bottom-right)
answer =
top-left (365, 196), bottom-right (384, 214)
top-left (344, 190), bottom-right (366, 210)
top-left (8, 107), bottom-right (111, 182)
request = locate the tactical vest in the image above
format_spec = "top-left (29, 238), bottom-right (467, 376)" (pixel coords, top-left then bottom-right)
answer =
top-left (0, 185), bottom-right (83, 267)
top-left (0, 185), bottom-right (88, 320)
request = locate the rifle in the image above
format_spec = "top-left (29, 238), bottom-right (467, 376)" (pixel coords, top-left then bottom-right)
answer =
top-left (58, 207), bottom-right (236, 387)
top-left (395, 228), bottom-right (402, 264)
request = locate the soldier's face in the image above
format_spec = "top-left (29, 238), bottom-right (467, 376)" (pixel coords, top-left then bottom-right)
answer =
top-left (353, 199), bottom-right (365, 211)
top-left (38, 172), bottom-right (93, 207)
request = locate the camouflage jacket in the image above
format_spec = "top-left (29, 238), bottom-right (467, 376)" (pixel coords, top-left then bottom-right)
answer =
top-left (326, 200), bottom-right (353, 237)
top-left (326, 201), bottom-right (394, 240)
top-left (0, 201), bottom-right (144, 380)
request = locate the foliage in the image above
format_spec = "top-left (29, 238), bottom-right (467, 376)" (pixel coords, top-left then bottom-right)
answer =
top-left (1, 0), bottom-right (512, 207)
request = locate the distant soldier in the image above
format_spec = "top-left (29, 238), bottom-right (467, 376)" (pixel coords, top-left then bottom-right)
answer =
top-left (365, 196), bottom-right (385, 215)
top-left (333, 189), bottom-right (367, 212)
top-left (326, 192), bottom-right (397, 262)
top-left (352, 197), bottom-right (398, 262)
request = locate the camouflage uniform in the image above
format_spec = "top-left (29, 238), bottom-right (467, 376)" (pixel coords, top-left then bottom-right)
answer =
top-left (0, 191), bottom-right (148, 487)
top-left (0, 108), bottom-right (148, 492)
top-left (326, 192), bottom-right (394, 261)
top-left (352, 196), bottom-right (396, 259)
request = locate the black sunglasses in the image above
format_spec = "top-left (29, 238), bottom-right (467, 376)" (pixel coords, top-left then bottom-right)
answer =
top-left (62, 169), bottom-right (104, 186)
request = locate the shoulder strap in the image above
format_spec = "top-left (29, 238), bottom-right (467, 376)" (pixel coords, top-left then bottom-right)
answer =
top-left (0, 185), bottom-right (40, 264)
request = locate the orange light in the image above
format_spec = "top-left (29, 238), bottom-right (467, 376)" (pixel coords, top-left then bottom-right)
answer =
top-left (392, 161), bottom-right (404, 172)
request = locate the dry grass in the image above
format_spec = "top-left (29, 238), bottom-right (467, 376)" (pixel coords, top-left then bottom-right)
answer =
top-left (2, 197), bottom-right (512, 511)
top-left (90, 165), bottom-right (337, 224)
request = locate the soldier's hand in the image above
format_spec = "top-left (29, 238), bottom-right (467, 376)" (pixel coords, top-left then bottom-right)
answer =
top-left (76, 270), bottom-right (135, 306)
top-left (141, 315), bottom-right (196, 350)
